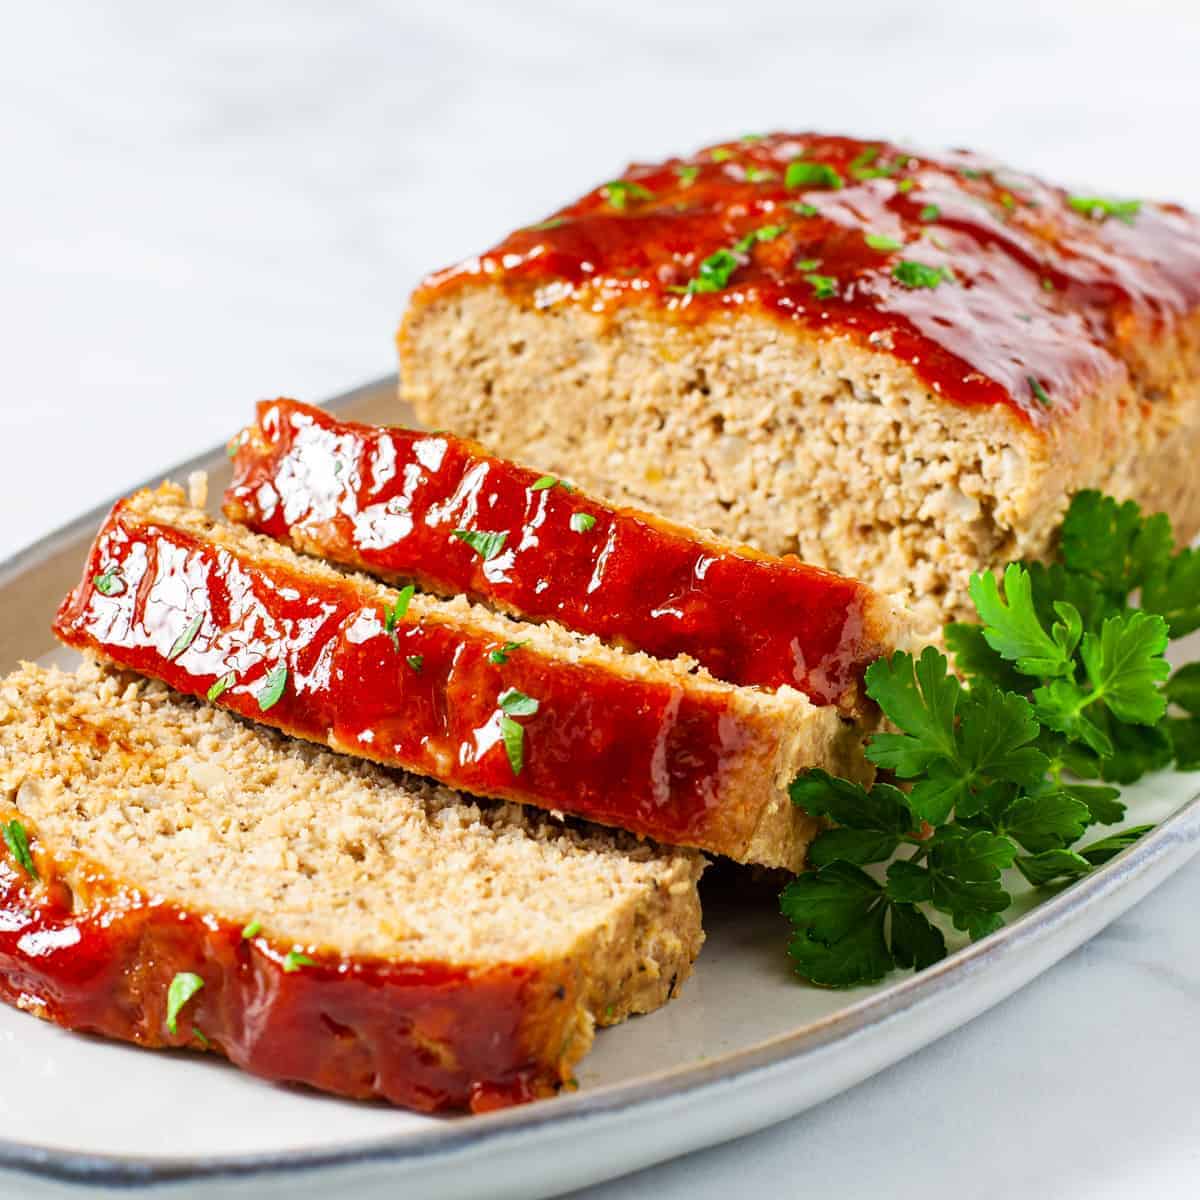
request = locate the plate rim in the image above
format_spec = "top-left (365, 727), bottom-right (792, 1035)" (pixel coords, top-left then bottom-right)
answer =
top-left (2, 373), bottom-right (1198, 1191)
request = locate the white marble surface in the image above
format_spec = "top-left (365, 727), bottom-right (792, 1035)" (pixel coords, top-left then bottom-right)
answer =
top-left (3, 1), bottom-right (1200, 1195)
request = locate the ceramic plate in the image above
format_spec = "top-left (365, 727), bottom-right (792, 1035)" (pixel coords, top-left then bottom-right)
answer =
top-left (1, 376), bottom-right (1198, 1200)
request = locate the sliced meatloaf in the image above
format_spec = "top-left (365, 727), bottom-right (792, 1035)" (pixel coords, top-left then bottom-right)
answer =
top-left (224, 397), bottom-right (909, 711)
top-left (52, 483), bottom-right (870, 869)
top-left (0, 661), bottom-right (704, 1112)
top-left (398, 132), bottom-right (1200, 629)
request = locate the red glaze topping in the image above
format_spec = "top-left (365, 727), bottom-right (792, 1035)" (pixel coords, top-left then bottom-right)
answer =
top-left (0, 857), bottom-right (562, 1112)
top-left (52, 499), bottom-right (771, 853)
top-left (225, 399), bottom-right (891, 709)
top-left (416, 133), bottom-right (1200, 427)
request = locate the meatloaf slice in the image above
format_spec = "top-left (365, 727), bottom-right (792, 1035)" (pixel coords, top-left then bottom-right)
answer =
top-left (398, 132), bottom-right (1200, 629)
top-left (224, 397), bottom-right (909, 712)
top-left (52, 483), bottom-right (869, 870)
top-left (0, 661), bottom-right (704, 1112)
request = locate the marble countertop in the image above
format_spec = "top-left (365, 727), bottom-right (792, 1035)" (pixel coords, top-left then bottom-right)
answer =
top-left (3, 1), bottom-right (1200, 1196)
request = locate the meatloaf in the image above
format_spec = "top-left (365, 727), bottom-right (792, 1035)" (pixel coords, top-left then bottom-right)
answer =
top-left (398, 132), bottom-right (1200, 628)
top-left (225, 397), bottom-right (908, 710)
top-left (52, 483), bottom-right (869, 869)
top-left (0, 661), bottom-right (703, 1112)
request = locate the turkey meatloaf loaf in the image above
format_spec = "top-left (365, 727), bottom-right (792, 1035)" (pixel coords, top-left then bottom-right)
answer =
top-left (0, 661), bottom-right (704, 1113)
top-left (225, 397), bottom-right (909, 711)
top-left (398, 132), bottom-right (1200, 628)
top-left (52, 483), bottom-right (872, 870)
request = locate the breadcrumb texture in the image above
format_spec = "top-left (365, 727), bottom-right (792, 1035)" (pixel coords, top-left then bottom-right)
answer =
top-left (398, 133), bottom-right (1200, 631)
top-left (0, 660), bottom-right (704, 1111)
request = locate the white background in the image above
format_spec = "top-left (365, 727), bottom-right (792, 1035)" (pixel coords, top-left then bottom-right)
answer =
top-left (4, 2), bottom-right (1200, 1196)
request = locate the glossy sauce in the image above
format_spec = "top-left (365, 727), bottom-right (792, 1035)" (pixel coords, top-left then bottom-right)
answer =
top-left (226, 399), bottom-right (890, 709)
top-left (52, 501), bottom-right (759, 851)
top-left (417, 133), bottom-right (1200, 426)
top-left (0, 858), bottom-right (556, 1112)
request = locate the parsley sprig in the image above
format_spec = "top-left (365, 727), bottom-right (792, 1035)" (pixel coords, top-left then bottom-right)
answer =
top-left (782, 490), bottom-right (1197, 987)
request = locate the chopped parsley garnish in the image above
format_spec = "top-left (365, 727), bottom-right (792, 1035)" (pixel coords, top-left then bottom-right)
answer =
top-left (601, 180), bottom-right (653, 210)
top-left (531, 475), bottom-right (558, 491)
top-left (785, 160), bottom-right (844, 190)
top-left (452, 529), bottom-right (508, 561)
top-left (1042, 277), bottom-right (1056, 291)
top-left (896, 179), bottom-right (915, 194)
top-left (207, 672), bottom-right (236, 703)
top-left (739, 133), bottom-right (763, 143)
top-left (687, 248), bottom-right (740, 294)
top-left (865, 233), bottom-right (903, 252)
top-left (526, 217), bottom-right (565, 232)
top-left (1068, 195), bottom-right (1141, 224)
top-left (283, 951), bottom-right (315, 973)
top-left (2, 820), bottom-right (38, 880)
top-left (498, 688), bottom-right (540, 717)
top-left (241, 919), bottom-right (262, 939)
top-left (804, 273), bottom-right (838, 299)
top-left (384, 584), bottom-right (416, 642)
top-left (489, 641), bottom-right (527, 665)
top-left (167, 614), bottom-right (203, 662)
top-left (256, 666), bottom-right (288, 712)
top-left (1000, 192), bottom-right (1017, 211)
top-left (731, 225), bottom-right (786, 254)
top-left (675, 165), bottom-right (700, 186)
top-left (1027, 376), bottom-right (1052, 406)
top-left (792, 202), bottom-right (820, 217)
top-left (500, 714), bottom-right (526, 775)
top-left (892, 260), bottom-right (950, 289)
top-left (710, 148), bottom-right (734, 162)
top-left (959, 167), bottom-right (986, 180)
top-left (570, 512), bottom-right (597, 533)
top-left (794, 258), bottom-right (821, 271)
top-left (93, 567), bottom-right (123, 596)
top-left (406, 654), bottom-right (424, 672)
top-left (166, 972), bottom-right (204, 1036)
top-left (782, 488), bottom-right (1195, 988)
top-left (743, 166), bottom-right (777, 183)
top-left (849, 145), bottom-right (899, 180)
top-left (919, 204), bottom-right (940, 222)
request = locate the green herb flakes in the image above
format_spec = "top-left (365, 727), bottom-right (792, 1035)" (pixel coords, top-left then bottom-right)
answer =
top-left (570, 512), bottom-right (597, 533)
top-left (256, 666), bottom-right (288, 712)
top-left (601, 179), bottom-right (653, 210)
top-left (803, 273), bottom-right (838, 299)
top-left (1068, 195), bottom-right (1141, 224)
top-left (207, 672), bottom-right (236, 703)
top-left (452, 529), bottom-right (509, 561)
top-left (406, 654), bottom-right (424, 672)
top-left (241, 919), bottom-right (262, 939)
top-left (498, 688), bottom-right (540, 717)
top-left (785, 160), bottom-right (844, 190)
top-left (865, 233), bottom-right (903, 252)
top-left (489, 640), bottom-right (527, 665)
top-left (1028, 376), bottom-right (1052, 406)
top-left (892, 260), bottom-right (949, 289)
top-left (167, 614), bottom-right (203, 662)
top-left (2, 820), bottom-right (38, 880)
top-left (166, 972), bottom-right (204, 1036)
top-left (675, 165), bottom-right (700, 186)
top-left (93, 567), bottom-right (123, 596)
top-left (919, 204), bottom-right (940, 222)
top-left (500, 713), bottom-right (526, 775)
top-left (283, 951), bottom-right (316, 973)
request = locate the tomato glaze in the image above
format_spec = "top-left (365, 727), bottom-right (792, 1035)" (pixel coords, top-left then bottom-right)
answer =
top-left (416, 133), bottom-right (1200, 427)
top-left (52, 501), bottom-right (757, 850)
top-left (225, 399), bottom-right (889, 709)
top-left (0, 858), bottom-right (557, 1112)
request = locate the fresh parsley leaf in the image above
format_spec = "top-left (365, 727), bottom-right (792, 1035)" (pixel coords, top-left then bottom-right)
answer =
top-left (283, 951), bottom-right (315, 973)
top-left (889, 903), bottom-right (947, 970)
top-left (498, 688), bottom-right (539, 717)
top-left (601, 180), bottom-right (653, 210)
top-left (500, 713), bottom-right (526, 775)
top-left (1062, 783), bottom-right (1125, 826)
top-left (785, 160), bottom-right (843, 190)
top-left (1143, 548), bottom-right (1200, 637)
top-left (1067, 195), bottom-right (1141, 224)
top-left (241, 919), bottom-right (262, 939)
top-left (1060, 491), bottom-right (1173, 599)
top-left (1078, 611), bottom-right (1170, 724)
top-left (1014, 848), bottom-right (1091, 887)
top-left (790, 770), bottom-right (914, 866)
top-left (919, 827), bottom-right (1016, 934)
top-left (1168, 717), bottom-right (1200, 769)
top-left (93, 567), bottom-right (123, 596)
top-left (944, 622), bottom-right (1027, 692)
top-left (1079, 824), bottom-right (1153, 864)
top-left (687, 248), bottom-right (740, 293)
top-left (864, 647), bottom-right (961, 777)
top-left (865, 233), bottom-right (903, 252)
top-left (453, 529), bottom-right (508, 561)
top-left (892, 260), bottom-right (949, 289)
top-left (998, 788), bottom-right (1091, 853)
top-left (2, 820), bottom-right (38, 880)
top-left (969, 563), bottom-right (1079, 678)
top-left (489, 640), bottom-right (527, 665)
top-left (166, 972), bottom-right (204, 1035)
top-left (919, 204), bottom-right (940, 221)
top-left (256, 666), bottom-right (288, 713)
top-left (531, 475), bottom-right (558, 491)
top-left (167, 614), bottom-right (203, 662)
top-left (570, 512), bottom-right (597, 533)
